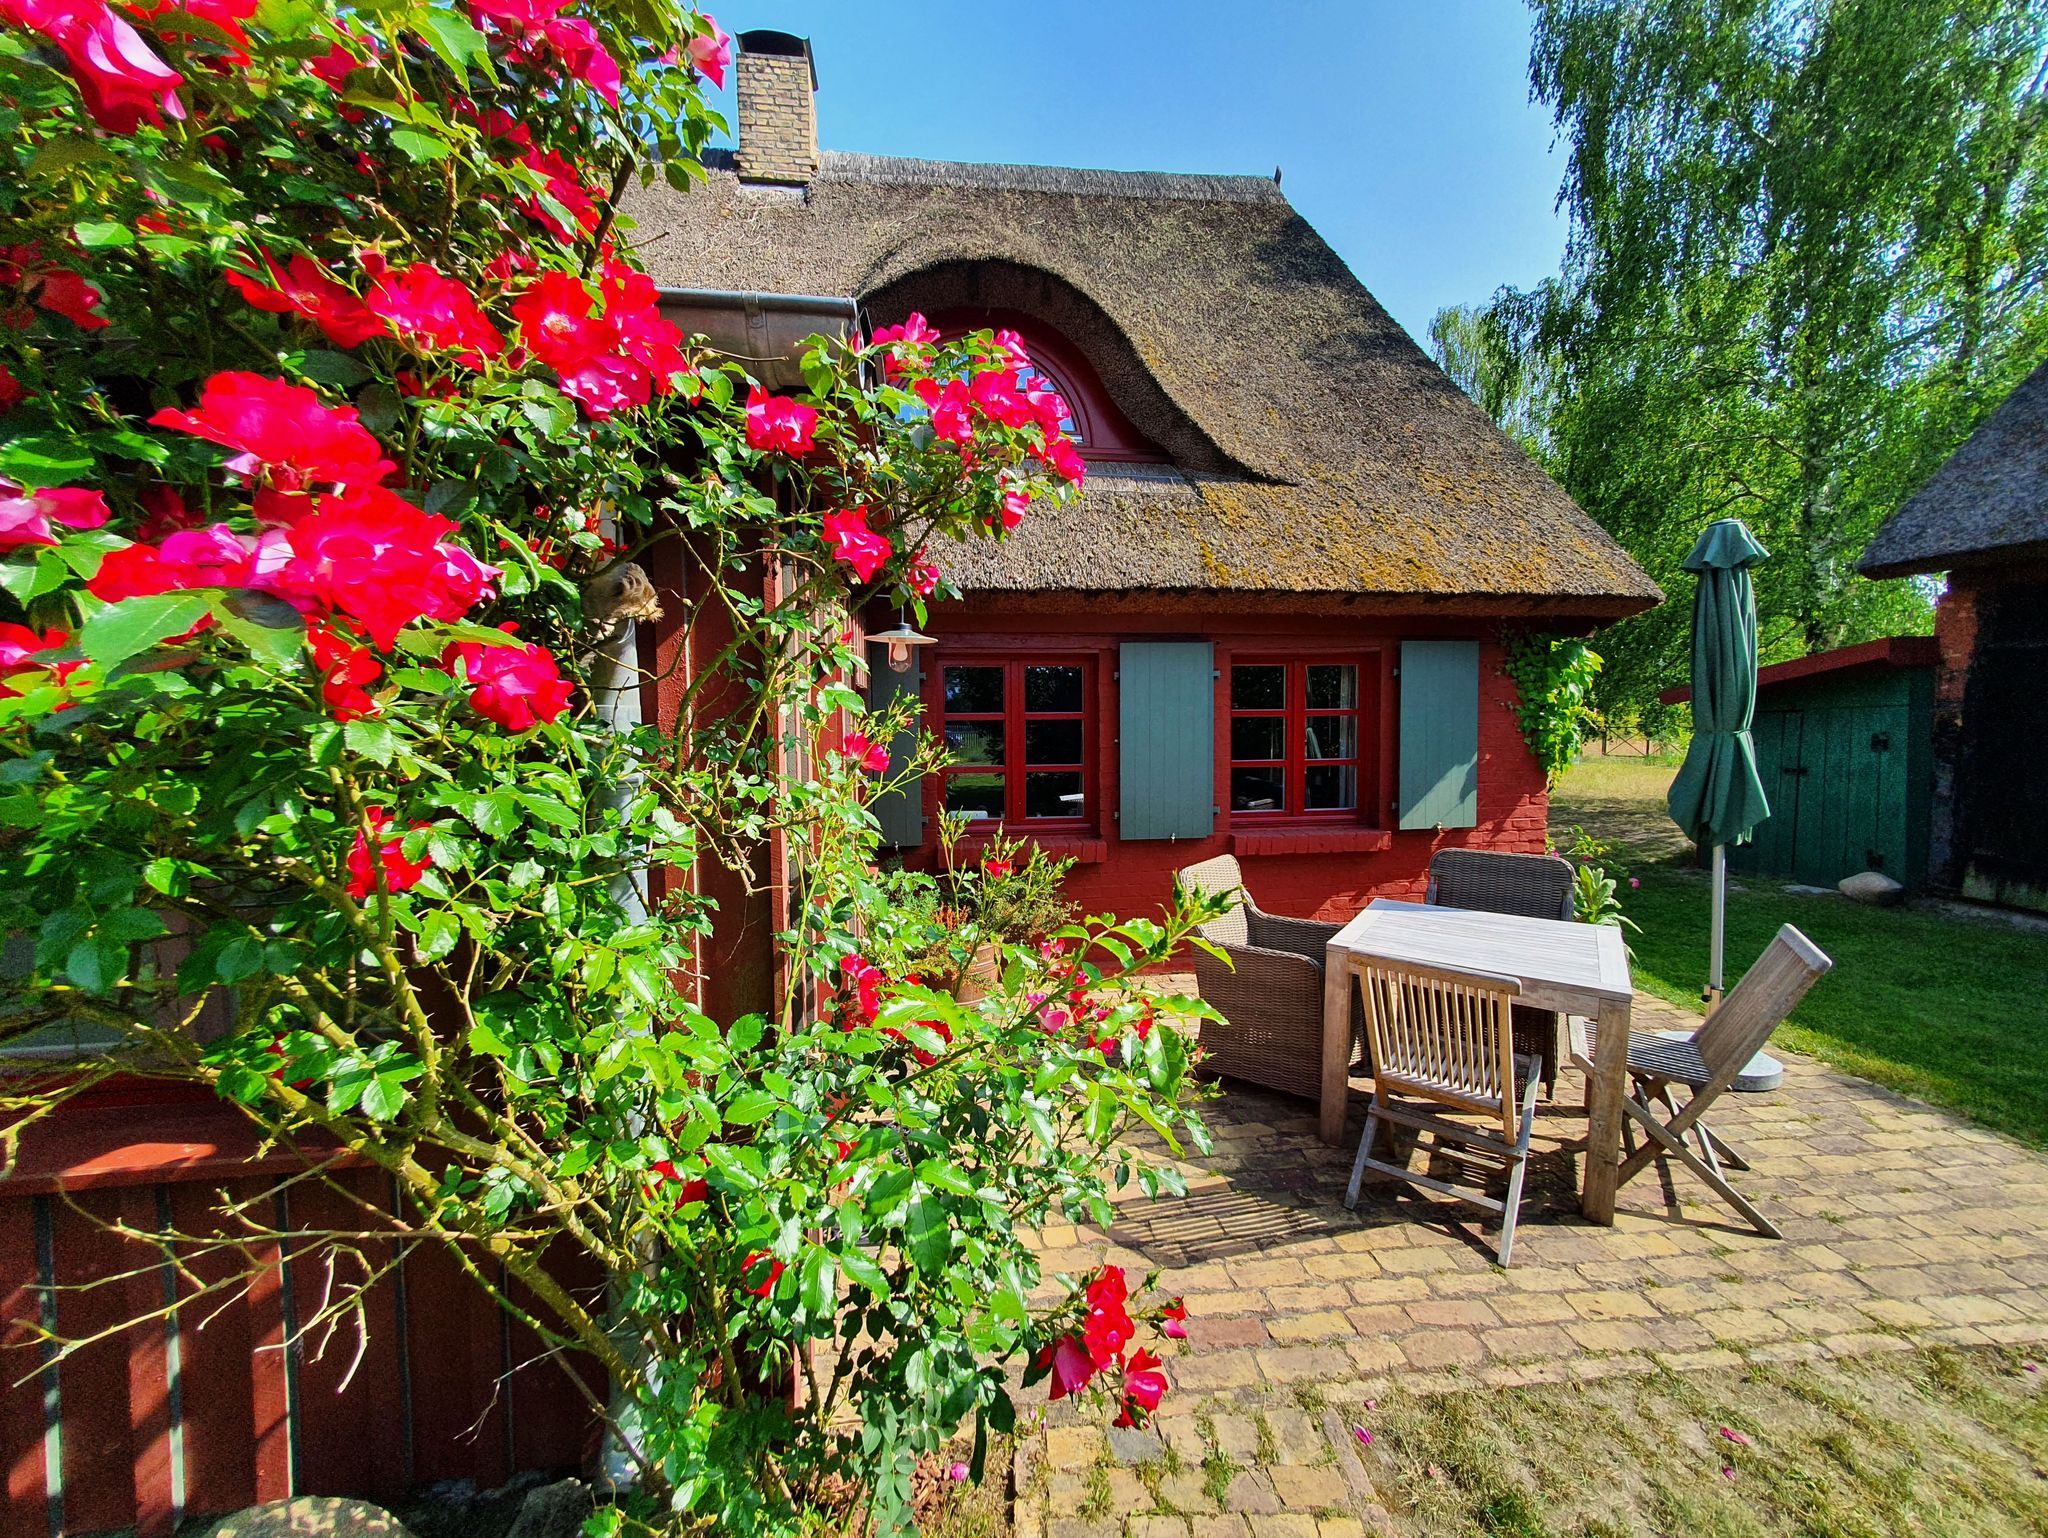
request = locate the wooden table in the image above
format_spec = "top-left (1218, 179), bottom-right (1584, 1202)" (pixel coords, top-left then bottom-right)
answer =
top-left (1320, 899), bottom-right (1635, 1223)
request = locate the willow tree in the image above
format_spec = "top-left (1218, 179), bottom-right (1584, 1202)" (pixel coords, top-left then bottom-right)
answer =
top-left (1438, 0), bottom-right (2048, 725)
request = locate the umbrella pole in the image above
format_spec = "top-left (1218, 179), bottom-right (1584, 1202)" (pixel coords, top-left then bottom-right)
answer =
top-left (1707, 843), bottom-right (1727, 1014)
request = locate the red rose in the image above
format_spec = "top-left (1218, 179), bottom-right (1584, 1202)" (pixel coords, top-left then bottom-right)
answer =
top-left (1114, 1349), bottom-right (1168, 1428)
top-left (226, 250), bottom-right (386, 349)
top-left (309, 625), bottom-right (382, 723)
top-left (151, 372), bottom-right (396, 490)
top-left (741, 1250), bottom-right (784, 1298)
top-left (839, 954), bottom-right (883, 1024)
top-left (1082, 1266), bottom-right (1134, 1369)
top-left (363, 261), bottom-right (504, 366)
top-left (840, 731), bottom-right (889, 774)
top-left (344, 806), bottom-right (432, 900)
top-left (744, 386), bottom-right (818, 455)
top-left (445, 633), bottom-right (573, 731)
top-left (1038, 1335), bottom-right (1097, 1402)
top-left (821, 506), bottom-right (892, 583)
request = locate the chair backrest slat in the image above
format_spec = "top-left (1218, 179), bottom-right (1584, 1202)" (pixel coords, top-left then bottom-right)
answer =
top-left (1691, 923), bottom-right (1832, 1087)
top-left (1357, 959), bottom-right (1522, 1138)
top-left (1177, 854), bottom-right (1249, 946)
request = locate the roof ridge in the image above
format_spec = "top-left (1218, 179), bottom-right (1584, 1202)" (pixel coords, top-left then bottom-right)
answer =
top-left (816, 151), bottom-right (1288, 204)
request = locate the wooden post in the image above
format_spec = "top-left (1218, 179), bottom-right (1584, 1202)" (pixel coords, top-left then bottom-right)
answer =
top-left (1581, 994), bottom-right (1631, 1224)
top-left (1319, 938), bottom-right (1353, 1146)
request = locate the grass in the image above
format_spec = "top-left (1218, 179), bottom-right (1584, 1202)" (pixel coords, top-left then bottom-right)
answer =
top-left (1554, 754), bottom-right (2048, 1147)
top-left (1357, 1346), bottom-right (2048, 1537)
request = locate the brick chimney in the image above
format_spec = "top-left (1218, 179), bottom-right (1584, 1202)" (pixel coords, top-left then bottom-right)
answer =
top-left (735, 30), bottom-right (818, 186)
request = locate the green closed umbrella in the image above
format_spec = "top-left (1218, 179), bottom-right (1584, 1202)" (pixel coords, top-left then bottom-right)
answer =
top-left (1667, 518), bottom-right (1771, 1007)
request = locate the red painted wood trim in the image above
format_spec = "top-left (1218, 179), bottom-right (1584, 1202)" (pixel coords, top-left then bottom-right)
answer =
top-left (1659, 633), bottom-right (1938, 704)
top-left (0, 1094), bottom-right (359, 1197)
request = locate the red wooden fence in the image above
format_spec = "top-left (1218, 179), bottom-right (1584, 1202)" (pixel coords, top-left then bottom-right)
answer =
top-left (0, 1081), bottom-right (603, 1537)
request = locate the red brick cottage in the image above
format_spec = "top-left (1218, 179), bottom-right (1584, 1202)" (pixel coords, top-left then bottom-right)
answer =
top-left (627, 33), bottom-right (1659, 928)
top-left (1860, 358), bottom-right (2048, 913)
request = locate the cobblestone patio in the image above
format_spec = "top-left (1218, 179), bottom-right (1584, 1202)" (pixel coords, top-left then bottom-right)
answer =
top-left (1015, 989), bottom-right (2048, 1536)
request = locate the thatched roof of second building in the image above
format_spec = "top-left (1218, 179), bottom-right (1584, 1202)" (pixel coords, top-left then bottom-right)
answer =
top-left (1863, 360), bottom-right (2048, 579)
top-left (625, 151), bottom-right (1660, 615)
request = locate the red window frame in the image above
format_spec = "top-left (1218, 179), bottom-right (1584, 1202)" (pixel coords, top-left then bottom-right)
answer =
top-left (923, 307), bottom-right (1168, 463)
top-left (1227, 655), bottom-right (1381, 824)
top-left (929, 654), bottom-right (1098, 831)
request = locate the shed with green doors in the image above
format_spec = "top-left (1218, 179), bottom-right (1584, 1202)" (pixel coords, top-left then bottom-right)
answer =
top-left (1662, 636), bottom-right (1937, 891)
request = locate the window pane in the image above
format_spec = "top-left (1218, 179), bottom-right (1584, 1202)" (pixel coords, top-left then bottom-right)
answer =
top-left (1023, 664), bottom-right (1083, 712)
top-left (1025, 771), bottom-right (1084, 819)
top-left (1231, 716), bottom-right (1285, 763)
top-left (1024, 719), bottom-right (1083, 765)
top-left (944, 773), bottom-right (1004, 820)
top-left (1305, 715), bottom-right (1357, 761)
top-left (1231, 665), bottom-right (1284, 710)
top-left (944, 665), bottom-right (1004, 714)
top-left (1230, 767), bottom-right (1285, 812)
top-left (944, 721), bottom-right (1005, 766)
top-left (1305, 764), bottom-right (1357, 811)
top-left (1305, 664), bottom-right (1358, 710)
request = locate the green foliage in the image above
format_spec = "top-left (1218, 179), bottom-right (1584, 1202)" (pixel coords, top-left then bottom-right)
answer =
top-left (1555, 824), bottom-right (1641, 945)
top-left (1437, 0), bottom-right (2048, 721)
top-left (1502, 633), bottom-right (1603, 787)
top-left (0, 3), bottom-right (1218, 1531)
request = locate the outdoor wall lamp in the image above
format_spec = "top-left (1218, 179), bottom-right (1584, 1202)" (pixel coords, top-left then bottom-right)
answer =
top-left (869, 611), bottom-right (936, 674)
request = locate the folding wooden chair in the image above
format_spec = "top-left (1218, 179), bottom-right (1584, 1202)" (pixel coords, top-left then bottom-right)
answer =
top-left (1343, 958), bottom-right (1541, 1266)
top-left (1571, 923), bottom-right (1832, 1239)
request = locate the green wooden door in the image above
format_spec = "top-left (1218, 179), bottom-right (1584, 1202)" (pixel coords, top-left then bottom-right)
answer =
top-left (1118, 641), bottom-right (1215, 840)
top-left (1737, 709), bottom-right (1802, 878)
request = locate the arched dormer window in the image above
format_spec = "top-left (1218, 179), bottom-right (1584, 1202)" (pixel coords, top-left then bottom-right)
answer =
top-left (924, 307), bottom-right (1167, 464)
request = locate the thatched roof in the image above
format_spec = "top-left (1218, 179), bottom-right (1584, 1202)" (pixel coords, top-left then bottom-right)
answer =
top-left (624, 151), bottom-right (1660, 611)
top-left (1862, 360), bottom-right (2048, 579)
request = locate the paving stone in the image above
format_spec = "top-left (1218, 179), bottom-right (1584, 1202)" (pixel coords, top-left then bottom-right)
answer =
top-left (1266, 1310), bottom-right (1354, 1342)
top-left (1401, 1329), bottom-right (1487, 1368)
top-left (1223, 1472), bottom-right (1282, 1516)
top-left (1209, 1415), bottom-right (1261, 1461)
top-left (1129, 1518), bottom-right (1192, 1538)
top-left (1111, 1427), bottom-right (1166, 1465)
top-left (1269, 1465), bottom-right (1349, 1510)
top-left (1047, 1427), bottom-right (1107, 1471)
top-left (1190, 1519), bottom-right (1252, 1538)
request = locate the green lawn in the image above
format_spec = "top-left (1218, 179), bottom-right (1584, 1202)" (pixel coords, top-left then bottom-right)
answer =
top-left (1362, 1347), bottom-right (2048, 1538)
top-left (1555, 755), bottom-right (2048, 1148)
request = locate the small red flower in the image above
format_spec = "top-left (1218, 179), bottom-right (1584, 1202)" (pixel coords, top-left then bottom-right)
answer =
top-left (344, 806), bottom-right (432, 900)
top-left (1114, 1348), bottom-right (1168, 1428)
top-left (744, 386), bottom-right (817, 455)
top-left (445, 632), bottom-right (573, 731)
top-left (1038, 1335), bottom-right (1097, 1402)
top-left (741, 1250), bottom-right (784, 1297)
top-left (363, 260), bottom-right (504, 366)
top-left (309, 625), bottom-right (382, 723)
top-left (151, 372), bottom-right (396, 490)
top-left (0, 481), bottom-right (107, 551)
top-left (1082, 1266), bottom-right (1134, 1369)
top-left (907, 554), bottom-right (940, 597)
top-left (839, 954), bottom-right (883, 1024)
top-left (226, 250), bottom-right (385, 349)
top-left (0, 0), bottom-right (185, 133)
top-left (647, 1159), bottom-right (710, 1208)
top-left (980, 850), bottom-right (1013, 879)
top-left (1160, 1297), bottom-right (1188, 1339)
top-left (822, 506), bottom-right (892, 583)
top-left (840, 730), bottom-right (889, 774)
top-left (914, 376), bottom-right (974, 447)
top-left (683, 16), bottom-right (730, 87)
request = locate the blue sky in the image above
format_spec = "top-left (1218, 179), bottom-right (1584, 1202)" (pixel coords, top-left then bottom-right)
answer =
top-left (695, 2), bottom-right (1570, 344)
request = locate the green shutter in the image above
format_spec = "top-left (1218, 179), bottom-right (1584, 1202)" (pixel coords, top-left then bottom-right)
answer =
top-left (1397, 640), bottom-right (1479, 830)
top-left (1118, 641), bottom-right (1215, 840)
top-left (867, 662), bottom-right (925, 848)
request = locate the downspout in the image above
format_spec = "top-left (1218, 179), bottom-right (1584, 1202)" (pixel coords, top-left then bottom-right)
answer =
top-left (597, 288), bottom-right (857, 1493)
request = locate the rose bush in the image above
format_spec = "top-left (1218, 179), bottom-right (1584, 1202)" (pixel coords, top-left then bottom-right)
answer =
top-left (0, 0), bottom-right (1225, 1532)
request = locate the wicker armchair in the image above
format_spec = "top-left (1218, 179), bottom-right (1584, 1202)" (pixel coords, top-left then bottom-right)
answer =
top-left (1424, 848), bottom-right (1578, 1095)
top-left (1176, 854), bottom-right (1365, 1101)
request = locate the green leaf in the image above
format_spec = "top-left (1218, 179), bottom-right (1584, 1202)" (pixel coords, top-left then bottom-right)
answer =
top-left (799, 1247), bottom-right (836, 1317)
top-left (415, 8), bottom-right (490, 71)
top-left (72, 220), bottom-right (131, 249)
top-left (344, 718), bottom-right (399, 765)
top-left (417, 909), bottom-right (460, 962)
top-left (361, 1072), bottom-right (409, 1120)
top-left (291, 349), bottom-right (374, 388)
top-left (906, 1194), bottom-right (950, 1274)
top-left (724, 1090), bottom-right (778, 1126)
top-left (389, 127), bottom-right (452, 163)
top-left (214, 595), bottom-right (306, 667)
top-left (0, 436), bottom-right (95, 483)
top-left (79, 593), bottom-right (212, 668)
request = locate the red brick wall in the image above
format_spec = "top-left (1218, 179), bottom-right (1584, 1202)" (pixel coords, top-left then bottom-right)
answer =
top-left (895, 601), bottom-right (1551, 926)
top-left (1927, 577), bottom-right (1979, 894)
